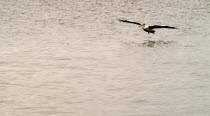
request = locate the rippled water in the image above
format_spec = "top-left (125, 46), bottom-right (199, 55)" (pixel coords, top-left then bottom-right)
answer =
top-left (0, 0), bottom-right (210, 116)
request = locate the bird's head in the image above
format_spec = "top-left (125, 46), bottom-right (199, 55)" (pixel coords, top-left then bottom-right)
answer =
top-left (139, 23), bottom-right (145, 27)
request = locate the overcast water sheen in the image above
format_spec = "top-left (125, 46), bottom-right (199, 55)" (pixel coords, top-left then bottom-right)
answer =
top-left (0, 0), bottom-right (210, 116)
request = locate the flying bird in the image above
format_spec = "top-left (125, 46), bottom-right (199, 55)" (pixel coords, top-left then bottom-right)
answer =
top-left (118, 19), bottom-right (177, 34)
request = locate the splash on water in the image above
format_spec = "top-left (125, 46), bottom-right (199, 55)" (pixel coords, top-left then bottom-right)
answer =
top-left (122, 40), bottom-right (177, 47)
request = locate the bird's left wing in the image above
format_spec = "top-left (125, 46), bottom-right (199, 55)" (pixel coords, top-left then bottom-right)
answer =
top-left (149, 25), bottom-right (177, 29)
top-left (118, 19), bottom-right (141, 25)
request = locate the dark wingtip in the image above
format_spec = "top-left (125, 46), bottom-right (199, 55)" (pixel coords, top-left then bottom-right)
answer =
top-left (118, 19), bottom-right (126, 22)
top-left (171, 27), bottom-right (178, 29)
top-left (168, 26), bottom-right (178, 29)
top-left (117, 19), bottom-right (141, 25)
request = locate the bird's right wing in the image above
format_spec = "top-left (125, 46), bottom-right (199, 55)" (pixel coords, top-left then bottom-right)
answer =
top-left (118, 19), bottom-right (141, 25)
top-left (149, 25), bottom-right (177, 29)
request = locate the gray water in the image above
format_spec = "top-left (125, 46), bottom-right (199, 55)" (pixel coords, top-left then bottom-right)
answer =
top-left (0, 0), bottom-right (210, 116)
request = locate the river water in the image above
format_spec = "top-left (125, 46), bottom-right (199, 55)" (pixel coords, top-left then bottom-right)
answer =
top-left (0, 0), bottom-right (210, 116)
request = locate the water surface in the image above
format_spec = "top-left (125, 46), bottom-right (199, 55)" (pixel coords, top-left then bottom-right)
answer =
top-left (0, 0), bottom-right (210, 116)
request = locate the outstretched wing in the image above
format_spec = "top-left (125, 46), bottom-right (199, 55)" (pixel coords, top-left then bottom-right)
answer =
top-left (149, 25), bottom-right (177, 29)
top-left (118, 19), bottom-right (141, 25)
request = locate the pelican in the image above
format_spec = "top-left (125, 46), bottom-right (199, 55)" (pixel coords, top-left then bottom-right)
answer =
top-left (118, 19), bottom-right (177, 34)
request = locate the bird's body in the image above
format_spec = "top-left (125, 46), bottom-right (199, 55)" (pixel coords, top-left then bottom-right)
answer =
top-left (118, 19), bottom-right (177, 34)
top-left (141, 24), bottom-right (155, 34)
